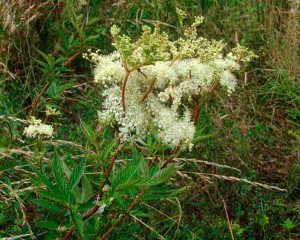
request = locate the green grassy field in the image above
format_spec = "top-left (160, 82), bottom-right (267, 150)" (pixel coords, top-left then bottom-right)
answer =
top-left (0, 0), bottom-right (299, 239)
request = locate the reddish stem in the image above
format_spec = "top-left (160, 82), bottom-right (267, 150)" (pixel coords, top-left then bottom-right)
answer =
top-left (98, 188), bottom-right (146, 240)
top-left (102, 207), bottom-right (120, 232)
top-left (121, 62), bottom-right (146, 112)
top-left (193, 81), bottom-right (219, 124)
top-left (161, 144), bottom-right (181, 169)
top-left (64, 141), bottom-right (120, 239)
top-left (122, 71), bottom-right (130, 112)
top-left (140, 79), bottom-right (156, 103)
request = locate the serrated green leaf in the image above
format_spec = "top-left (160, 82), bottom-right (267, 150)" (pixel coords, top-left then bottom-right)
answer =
top-left (72, 175), bottom-right (93, 204)
top-left (54, 66), bottom-right (72, 72)
top-left (35, 220), bottom-right (59, 230)
top-left (71, 210), bottom-right (84, 235)
top-left (35, 59), bottom-right (49, 70)
top-left (114, 196), bottom-right (127, 210)
top-left (87, 17), bottom-right (101, 26)
top-left (80, 119), bottom-right (97, 148)
top-left (116, 160), bottom-right (176, 189)
top-left (112, 152), bottom-right (141, 190)
top-left (36, 49), bottom-right (53, 66)
top-left (117, 179), bottom-right (141, 189)
top-left (103, 127), bottom-right (112, 139)
top-left (53, 153), bottom-right (67, 193)
top-left (32, 170), bottom-right (56, 192)
top-left (150, 163), bottom-right (176, 182)
top-left (68, 159), bottom-right (86, 191)
top-left (130, 210), bottom-right (150, 218)
top-left (46, 82), bottom-right (57, 98)
top-left (142, 187), bottom-right (185, 200)
top-left (100, 141), bottom-right (115, 161)
top-left (85, 35), bottom-right (100, 42)
top-left (37, 190), bottom-right (68, 206)
top-left (139, 157), bottom-right (149, 178)
top-left (33, 199), bottom-right (60, 212)
top-left (57, 83), bottom-right (74, 94)
top-left (54, 57), bottom-right (68, 65)
top-left (62, 159), bottom-right (71, 179)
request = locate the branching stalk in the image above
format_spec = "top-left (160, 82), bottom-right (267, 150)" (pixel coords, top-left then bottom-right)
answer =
top-left (193, 81), bottom-right (219, 124)
top-left (140, 79), bottom-right (156, 103)
top-left (64, 140), bottom-right (120, 240)
top-left (122, 62), bottom-right (146, 111)
top-left (98, 188), bottom-right (147, 240)
top-left (161, 144), bottom-right (181, 169)
top-left (162, 82), bottom-right (219, 168)
top-left (122, 71), bottom-right (130, 112)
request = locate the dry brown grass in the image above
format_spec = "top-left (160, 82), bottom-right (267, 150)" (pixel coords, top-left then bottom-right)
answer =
top-left (265, 0), bottom-right (300, 77)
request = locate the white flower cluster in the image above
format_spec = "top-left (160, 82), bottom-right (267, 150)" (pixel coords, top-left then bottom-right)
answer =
top-left (84, 16), bottom-right (255, 151)
top-left (83, 51), bottom-right (125, 86)
top-left (89, 52), bottom-right (240, 150)
top-left (23, 117), bottom-right (54, 138)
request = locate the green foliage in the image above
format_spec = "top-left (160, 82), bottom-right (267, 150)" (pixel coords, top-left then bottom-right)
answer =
top-left (0, 0), bottom-right (299, 239)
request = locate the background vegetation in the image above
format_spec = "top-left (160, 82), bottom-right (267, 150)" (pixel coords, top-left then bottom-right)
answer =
top-left (0, 0), bottom-right (299, 239)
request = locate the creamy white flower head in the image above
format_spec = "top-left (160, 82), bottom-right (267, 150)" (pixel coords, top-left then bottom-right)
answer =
top-left (173, 60), bottom-right (190, 81)
top-left (86, 17), bottom-right (256, 152)
top-left (147, 97), bottom-right (178, 130)
top-left (189, 61), bottom-right (214, 90)
top-left (94, 51), bottom-right (125, 85)
top-left (219, 70), bottom-right (237, 95)
top-left (23, 117), bottom-right (54, 138)
top-left (158, 119), bottom-right (195, 150)
top-left (214, 57), bottom-right (240, 71)
top-left (142, 61), bottom-right (177, 89)
top-left (99, 85), bottom-right (123, 123)
top-left (119, 104), bottom-right (149, 142)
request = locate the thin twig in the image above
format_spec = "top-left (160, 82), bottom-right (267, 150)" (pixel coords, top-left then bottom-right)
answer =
top-left (168, 57), bottom-right (179, 67)
top-left (130, 214), bottom-right (166, 240)
top-left (182, 172), bottom-right (288, 192)
top-left (121, 62), bottom-right (146, 111)
top-left (161, 144), bottom-right (181, 169)
top-left (63, 140), bottom-right (120, 239)
top-left (63, 51), bottom-right (81, 67)
top-left (102, 207), bottom-right (120, 232)
top-left (140, 79), bottom-right (156, 103)
top-left (98, 188), bottom-right (147, 240)
top-left (121, 71), bottom-right (130, 112)
top-left (28, 82), bottom-right (50, 117)
top-left (223, 200), bottom-right (234, 240)
top-left (173, 158), bottom-right (241, 172)
top-left (97, 139), bottom-right (120, 199)
top-left (193, 81), bottom-right (219, 124)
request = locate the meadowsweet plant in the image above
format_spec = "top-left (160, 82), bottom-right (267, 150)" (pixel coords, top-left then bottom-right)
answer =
top-left (84, 11), bottom-right (255, 152)
top-left (29, 10), bottom-right (256, 240)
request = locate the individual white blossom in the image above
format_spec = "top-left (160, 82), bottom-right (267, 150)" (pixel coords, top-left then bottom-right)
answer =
top-left (23, 117), bottom-right (54, 138)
